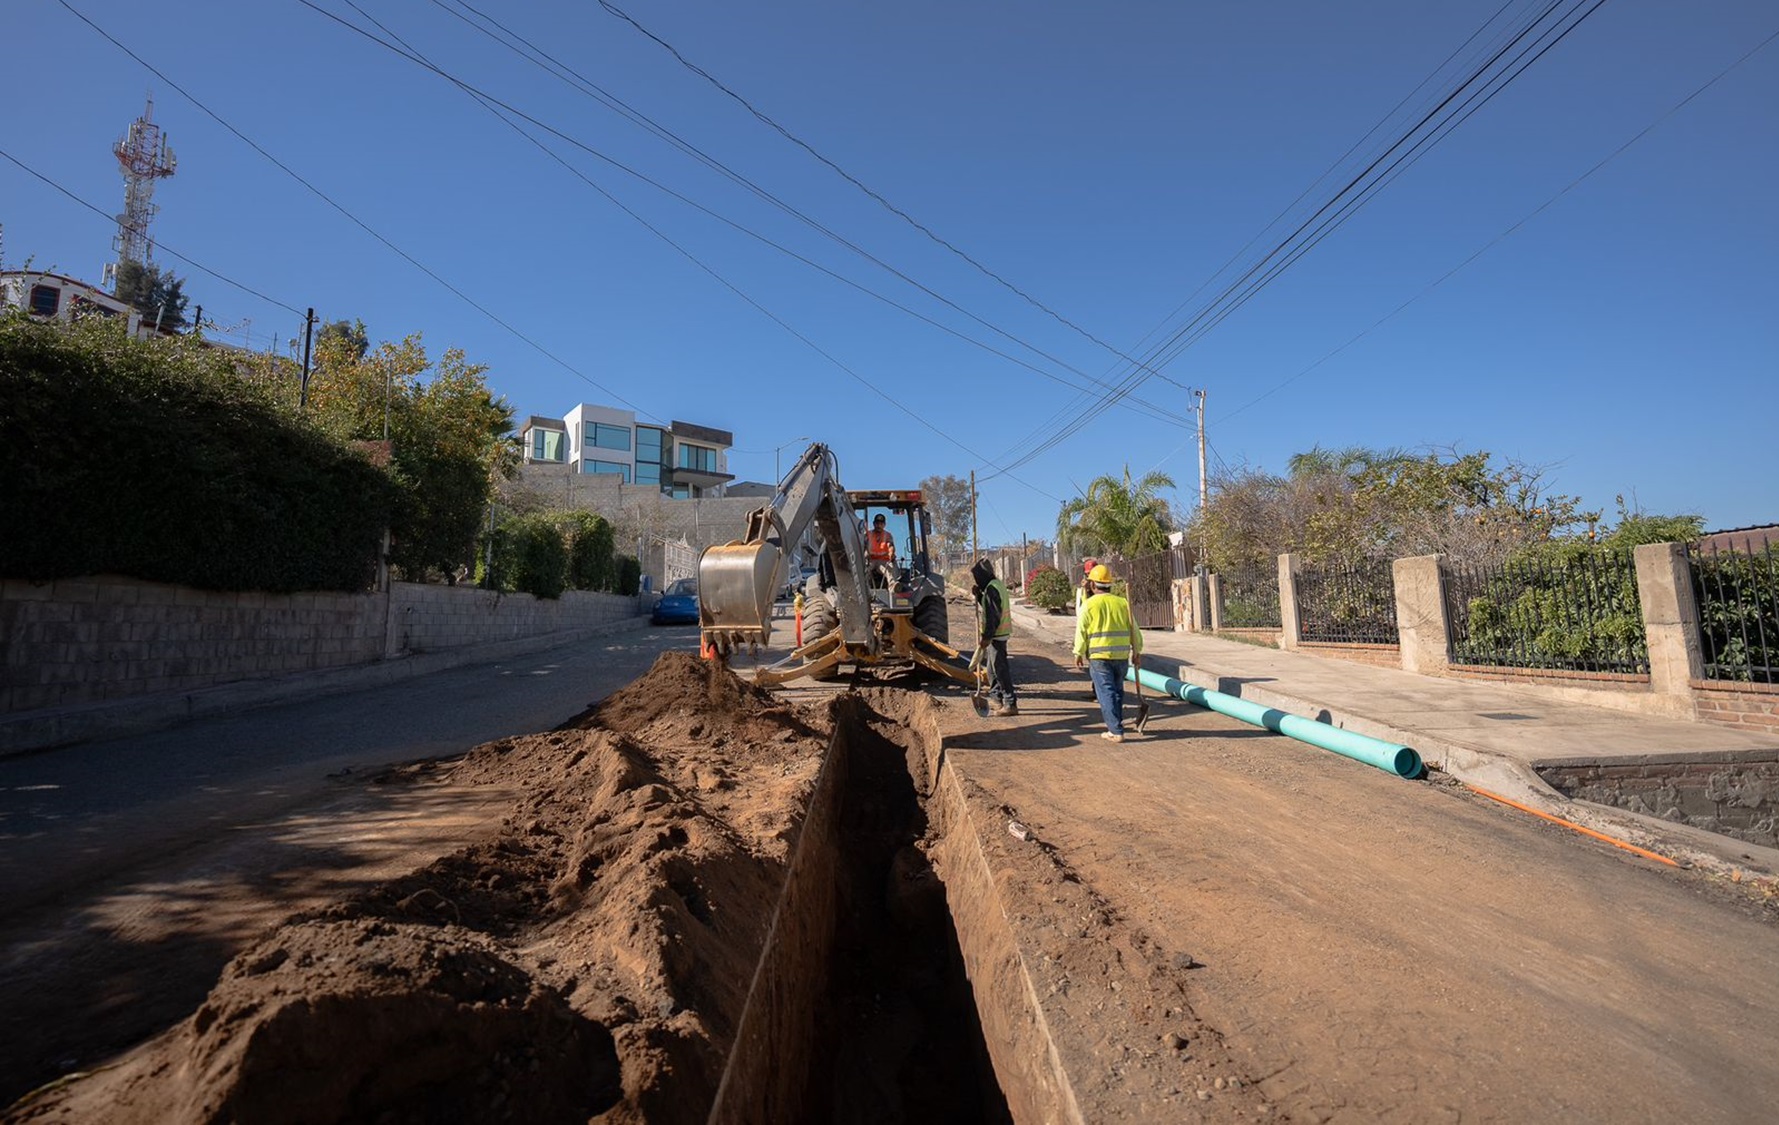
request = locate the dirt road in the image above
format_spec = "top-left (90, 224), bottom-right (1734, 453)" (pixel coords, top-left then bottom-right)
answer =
top-left (4, 596), bottom-right (1777, 1122)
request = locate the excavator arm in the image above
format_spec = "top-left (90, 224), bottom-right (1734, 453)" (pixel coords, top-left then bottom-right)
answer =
top-left (698, 443), bottom-right (876, 655)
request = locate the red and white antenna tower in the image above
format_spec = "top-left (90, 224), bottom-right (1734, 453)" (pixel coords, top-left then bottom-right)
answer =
top-left (104, 94), bottom-right (177, 289)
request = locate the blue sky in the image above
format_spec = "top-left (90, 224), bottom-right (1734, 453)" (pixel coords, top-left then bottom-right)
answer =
top-left (6, 0), bottom-right (1775, 544)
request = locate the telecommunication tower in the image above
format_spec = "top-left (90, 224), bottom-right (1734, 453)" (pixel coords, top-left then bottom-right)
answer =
top-left (103, 94), bottom-right (177, 289)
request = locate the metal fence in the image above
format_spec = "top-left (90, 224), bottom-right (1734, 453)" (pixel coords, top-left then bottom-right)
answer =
top-left (1443, 549), bottom-right (1648, 673)
top-left (1219, 561), bottom-right (1282, 628)
top-left (1689, 539), bottom-right (1779, 683)
top-left (1296, 559), bottom-right (1398, 644)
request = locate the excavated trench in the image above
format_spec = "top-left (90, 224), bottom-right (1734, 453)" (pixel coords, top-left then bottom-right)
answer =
top-left (712, 691), bottom-right (1013, 1123)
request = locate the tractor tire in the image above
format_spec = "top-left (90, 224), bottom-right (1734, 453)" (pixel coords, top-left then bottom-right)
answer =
top-left (801, 582), bottom-right (838, 650)
top-left (913, 593), bottom-right (949, 645)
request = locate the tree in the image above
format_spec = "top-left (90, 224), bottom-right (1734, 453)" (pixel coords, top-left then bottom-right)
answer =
top-left (302, 333), bottom-right (514, 580)
top-left (919, 473), bottom-right (974, 552)
top-left (1193, 446), bottom-right (1597, 573)
top-left (318, 318), bottom-right (370, 360)
top-left (111, 259), bottom-right (189, 330)
top-left (1056, 466), bottom-right (1177, 556)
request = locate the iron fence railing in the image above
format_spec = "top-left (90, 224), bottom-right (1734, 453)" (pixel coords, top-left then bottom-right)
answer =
top-left (1689, 539), bottom-right (1779, 684)
top-left (1443, 549), bottom-right (1648, 673)
top-left (1219, 564), bottom-right (1282, 629)
top-left (1296, 559), bottom-right (1399, 644)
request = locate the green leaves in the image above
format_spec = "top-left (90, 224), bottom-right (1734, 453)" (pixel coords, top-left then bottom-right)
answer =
top-left (1056, 466), bottom-right (1177, 557)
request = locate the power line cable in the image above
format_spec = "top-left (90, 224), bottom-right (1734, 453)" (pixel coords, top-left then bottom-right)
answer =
top-left (54, 0), bottom-right (648, 414)
top-left (980, 0), bottom-right (1609, 481)
top-left (303, 1), bottom-right (1067, 504)
top-left (594, 0), bottom-right (1187, 389)
top-left (1219, 21), bottom-right (1779, 426)
top-left (307, 0), bottom-right (1192, 428)
top-left (0, 146), bottom-right (304, 316)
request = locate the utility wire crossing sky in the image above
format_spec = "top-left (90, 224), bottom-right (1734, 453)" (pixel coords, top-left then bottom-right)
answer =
top-left (6, 0), bottom-right (1775, 541)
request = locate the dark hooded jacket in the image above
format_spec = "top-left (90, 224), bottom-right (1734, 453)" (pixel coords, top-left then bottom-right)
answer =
top-left (970, 559), bottom-right (1005, 641)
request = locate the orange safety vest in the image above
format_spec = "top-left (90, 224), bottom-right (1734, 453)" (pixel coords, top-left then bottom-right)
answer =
top-left (867, 528), bottom-right (895, 561)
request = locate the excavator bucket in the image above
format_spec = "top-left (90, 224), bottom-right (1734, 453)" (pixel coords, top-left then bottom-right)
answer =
top-left (699, 541), bottom-right (782, 651)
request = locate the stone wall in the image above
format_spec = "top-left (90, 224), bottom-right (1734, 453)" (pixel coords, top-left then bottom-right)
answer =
top-left (1539, 757), bottom-right (1779, 850)
top-left (1298, 642), bottom-right (1401, 669)
top-left (1, 575), bottom-right (640, 716)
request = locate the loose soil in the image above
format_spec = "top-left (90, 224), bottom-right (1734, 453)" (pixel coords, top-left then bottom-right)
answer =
top-left (6, 653), bottom-right (832, 1124)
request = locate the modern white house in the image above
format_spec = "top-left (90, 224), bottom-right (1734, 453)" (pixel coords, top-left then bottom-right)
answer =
top-left (519, 405), bottom-right (735, 499)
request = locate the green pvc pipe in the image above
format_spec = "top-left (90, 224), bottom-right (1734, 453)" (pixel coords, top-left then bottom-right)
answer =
top-left (1126, 666), bottom-right (1423, 779)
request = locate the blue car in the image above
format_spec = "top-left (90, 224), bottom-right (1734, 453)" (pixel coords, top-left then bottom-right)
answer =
top-left (651, 577), bottom-right (699, 625)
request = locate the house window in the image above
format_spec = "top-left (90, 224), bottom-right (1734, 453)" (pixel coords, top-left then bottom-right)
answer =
top-left (586, 460), bottom-right (631, 482)
top-left (530, 429), bottom-right (565, 462)
top-left (28, 285), bottom-right (59, 316)
top-left (590, 423), bottom-right (631, 452)
top-left (678, 444), bottom-right (717, 472)
top-left (635, 462), bottom-right (660, 485)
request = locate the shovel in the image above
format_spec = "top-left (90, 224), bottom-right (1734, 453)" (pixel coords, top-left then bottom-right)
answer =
top-left (969, 652), bottom-right (991, 718)
top-left (1132, 668), bottom-right (1151, 734)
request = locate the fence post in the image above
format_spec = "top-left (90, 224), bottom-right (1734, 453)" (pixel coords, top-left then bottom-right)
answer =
top-left (1207, 573), bottom-right (1224, 632)
top-left (1634, 542), bottom-right (1705, 706)
top-left (1392, 554), bottom-right (1449, 674)
top-left (1277, 553), bottom-right (1302, 650)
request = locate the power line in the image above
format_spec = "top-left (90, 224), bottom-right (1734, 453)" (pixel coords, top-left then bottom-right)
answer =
top-left (0, 146), bottom-right (303, 316)
top-left (979, 0), bottom-right (1611, 482)
top-left (595, 0), bottom-right (1185, 390)
top-left (1220, 20), bottom-right (1779, 426)
top-left (54, 0), bottom-right (648, 415)
top-left (305, 0), bottom-right (1195, 428)
top-left (421, 1), bottom-right (1195, 421)
top-left (301, 1), bottom-right (1068, 504)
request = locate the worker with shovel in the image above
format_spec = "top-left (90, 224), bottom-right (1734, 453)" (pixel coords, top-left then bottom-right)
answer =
top-left (1074, 563), bottom-right (1144, 742)
top-left (969, 557), bottom-right (1018, 717)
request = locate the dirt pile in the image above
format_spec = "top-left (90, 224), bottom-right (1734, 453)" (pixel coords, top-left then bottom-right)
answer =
top-left (8, 652), bottom-right (830, 1125)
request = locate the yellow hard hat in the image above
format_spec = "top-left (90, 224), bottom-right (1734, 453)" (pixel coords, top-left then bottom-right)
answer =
top-left (1088, 563), bottom-right (1114, 584)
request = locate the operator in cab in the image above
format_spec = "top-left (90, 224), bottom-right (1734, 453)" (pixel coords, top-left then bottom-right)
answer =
top-left (866, 513), bottom-right (896, 564)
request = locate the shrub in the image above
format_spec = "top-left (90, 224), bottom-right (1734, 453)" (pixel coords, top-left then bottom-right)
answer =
top-left (1027, 567), bottom-right (1073, 612)
top-left (0, 311), bottom-right (394, 591)
top-left (563, 511), bottom-right (615, 591)
top-left (486, 512), bottom-right (567, 599)
top-left (614, 554), bottom-right (642, 596)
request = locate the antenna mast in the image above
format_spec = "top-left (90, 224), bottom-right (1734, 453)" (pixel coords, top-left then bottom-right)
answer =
top-left (104, 94), bottom-right (177, 289)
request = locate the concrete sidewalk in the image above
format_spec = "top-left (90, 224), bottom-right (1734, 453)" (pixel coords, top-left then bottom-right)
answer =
top-left (1010, 601), bottom-right (1779, 871)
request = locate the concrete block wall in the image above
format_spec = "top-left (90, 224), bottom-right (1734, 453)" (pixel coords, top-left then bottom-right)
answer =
top-left (387, 583), bottom-right (636, 655)
top-left (1, 575), bottom-right (640, 716)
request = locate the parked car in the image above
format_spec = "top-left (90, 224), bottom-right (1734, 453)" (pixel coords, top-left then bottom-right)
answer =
top-left (651, 577), bottom-right (699, 625)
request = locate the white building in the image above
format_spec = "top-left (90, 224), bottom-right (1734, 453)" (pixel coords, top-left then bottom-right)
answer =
top-left (520, 405), bottom-right (734, 499)
top-left (0, 270), bottom-right (153, 338)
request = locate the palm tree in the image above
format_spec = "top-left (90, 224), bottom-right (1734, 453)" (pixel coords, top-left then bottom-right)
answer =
top-left (1056, 466), bottom-right (1177, 556)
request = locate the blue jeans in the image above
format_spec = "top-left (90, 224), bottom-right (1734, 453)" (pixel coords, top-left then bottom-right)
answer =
top-left (1088, 659), bottom-right (1128, 735)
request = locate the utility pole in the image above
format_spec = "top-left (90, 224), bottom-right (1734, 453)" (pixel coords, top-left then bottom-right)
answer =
top-left (1195, 387), bottom-right (1208, 511)
top-left (1195, 388), bottom-right (1208, 576)
top-left (298, 307), bottom-right (315, 409)
top-left (970, 470), bottom-right (979, 560)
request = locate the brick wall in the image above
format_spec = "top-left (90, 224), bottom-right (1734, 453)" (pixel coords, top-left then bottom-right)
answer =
top-left (1, 575), bottom-right (640, 715)
top-left (1691, 679), bottom-right (1779, 736)
top-left (1299, 642), bottom-right (1401, 669)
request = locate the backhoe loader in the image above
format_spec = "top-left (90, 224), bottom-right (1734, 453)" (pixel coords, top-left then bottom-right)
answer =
top-left (698, 443), bottom-right (976, 687)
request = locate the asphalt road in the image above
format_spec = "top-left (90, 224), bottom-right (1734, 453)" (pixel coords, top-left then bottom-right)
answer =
top-left (0, 622), bottom-right (700, 914)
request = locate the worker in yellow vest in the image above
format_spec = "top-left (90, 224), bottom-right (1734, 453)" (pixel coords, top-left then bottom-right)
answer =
top-left (969, 557), bottom-right (1018, 716)
top-left (1074, 563), bottom-right (1142, 742)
